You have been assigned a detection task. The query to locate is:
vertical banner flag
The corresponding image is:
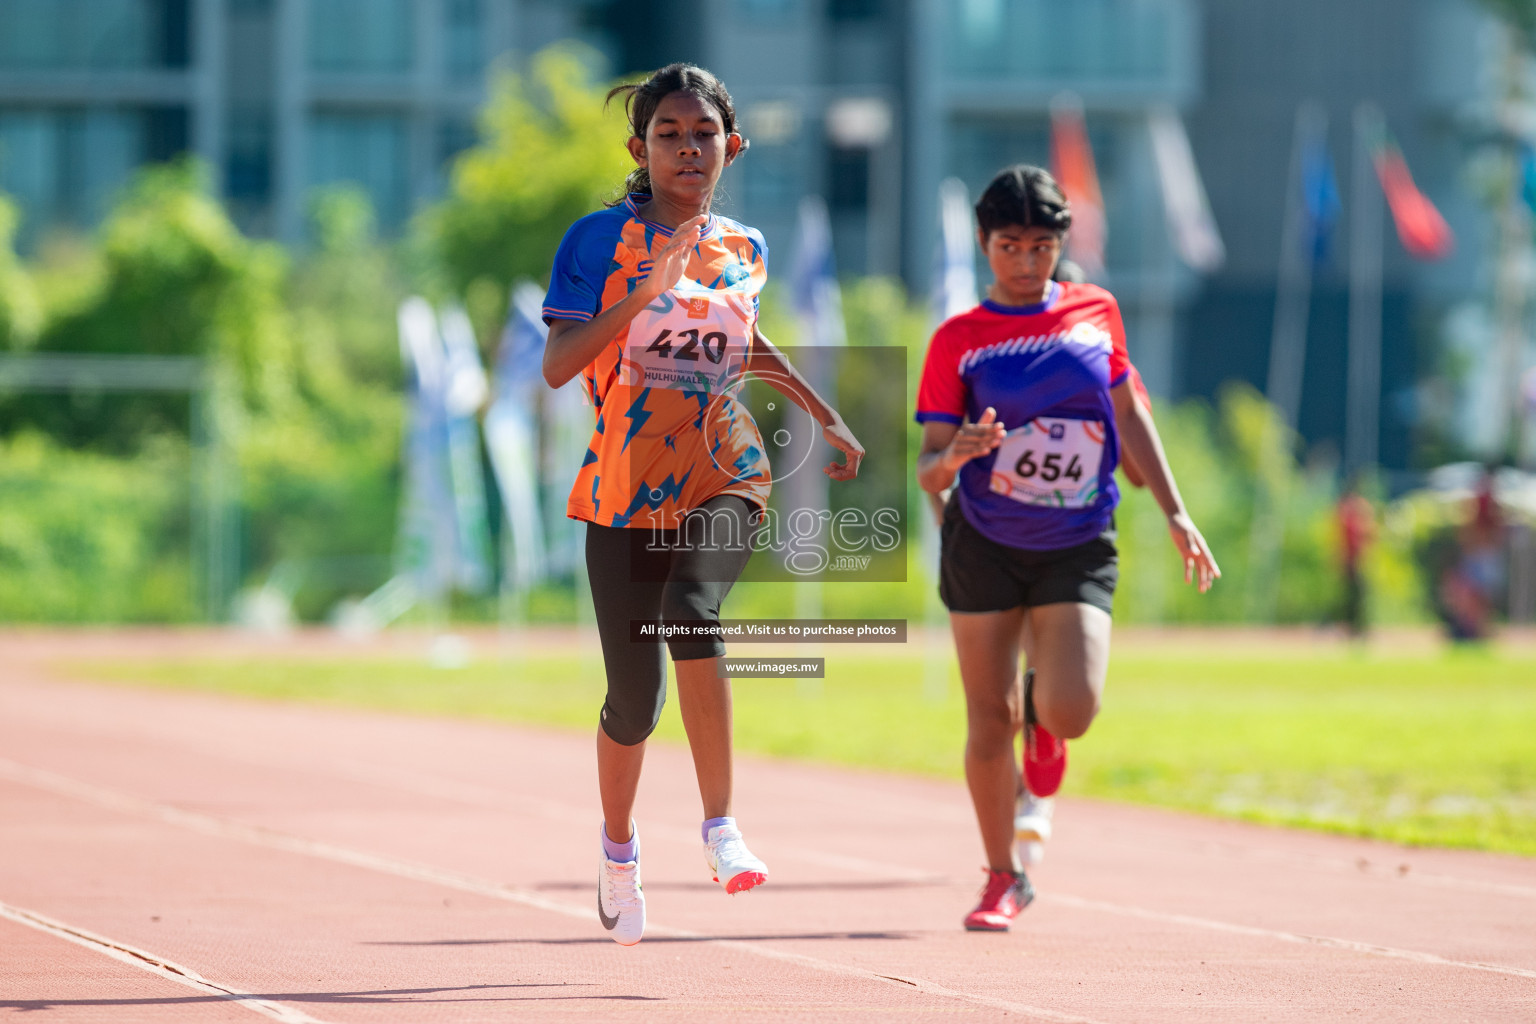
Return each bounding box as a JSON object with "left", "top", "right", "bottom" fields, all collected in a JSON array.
[
  {"left": 786, "top": 196, "right": 844, "bottom": 598},
  {"left": 1050, "top": 95, "right": 1106, "bottom": 276},
  {"left": 396, "top": 298, "right": 458, "bottom": 602},
  {"left": 438, "top": 305, "right": 494, "bottom": 594},
  {"left": 1147, "top": 106, "right": 1225, "bottom": 273},
  {"left": 791, "top": 194, "right": 846, "bottom": 350},
  {"left": 1520, "top": 142, "right": 1536, "bottom": 214},
  {"left": 1302, "top": 129, "right": 1342, "bottom": 266},
  {"left": 1371, "top": 132, "right": 1454, "bottom": 260},
  {"left": 485, "top": 282, "right": 551, "bottom": 591},
  {"left": 935, "top": 177, "right": 980, "bottom": 319}
]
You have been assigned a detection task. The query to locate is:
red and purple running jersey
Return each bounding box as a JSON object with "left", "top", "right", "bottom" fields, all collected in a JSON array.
[
  {"left": 916, "top": 281, "right": 1132, "bottom": 551},
  {"left": 543, "top": 194, "right": 772, "bottom": 530}
]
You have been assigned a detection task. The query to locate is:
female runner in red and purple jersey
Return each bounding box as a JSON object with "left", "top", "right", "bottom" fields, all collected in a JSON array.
[{"left": 915, "top": 165, "right": 1219, "bottom": 931}]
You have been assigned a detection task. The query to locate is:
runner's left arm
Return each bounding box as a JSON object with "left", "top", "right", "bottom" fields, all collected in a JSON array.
[
  {"left": 747, "top": 327, "right": 864, "bottom": 481},
  {"left": 1111, "top": 380, "right": 1220, "bottom": 592}
]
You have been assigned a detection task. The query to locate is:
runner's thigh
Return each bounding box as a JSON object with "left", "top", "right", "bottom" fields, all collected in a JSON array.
[
  {"left": 1025, "top": 602, "right": 1111, "bottom": 735},
  {"left": 950, "top": 608, "right": 1028, "bottom": 726}
]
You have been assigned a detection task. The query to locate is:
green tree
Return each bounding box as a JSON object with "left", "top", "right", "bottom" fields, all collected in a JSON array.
[
  {"left": 0, "top": 195, "right": 40, "bottom": 351},
  {"left": 236, "top": 185, "right": 406, "bottom": 618},
  {"left": 421, "top": 43, "right": 632, "bottom": 335},
  {"left": 1, "top": 161, "right": 292, "bottom": 450}
]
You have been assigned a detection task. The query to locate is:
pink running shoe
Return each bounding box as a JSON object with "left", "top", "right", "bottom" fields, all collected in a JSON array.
[{"left": 963, "top": 868, "right": 1034, "bottom": 931}]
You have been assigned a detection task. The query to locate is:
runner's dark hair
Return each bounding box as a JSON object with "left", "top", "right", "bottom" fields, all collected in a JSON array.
[
  {"left": 1052, "top": 258, "right": 1086, "bottom": 283},
  {"left": 605, "top": 63, "right": 744, "bottom": 207},
  {"left": 975, "top": 164, "right": 1072, "bottom": 237}
]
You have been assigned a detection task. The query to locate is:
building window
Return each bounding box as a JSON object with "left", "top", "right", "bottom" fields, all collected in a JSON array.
[
  {"left": 944, "top": 0, "right": 1179, "bottom": 86},
  {"left": 0, "top": 107, "right": 148, "bottom": 240},
  {"left": 0, "top": 0, "right": 187, "bottom": 71},
  {"left": 307, "top": 112, "right": 409, "bottom": 227},
  {"left": 444, "top": 0, "right": 484, "bottom": 85},
  {"left": 308, "top": 0, "right": 411, "bottom": 74},
  {"left": 739, "top": 143, "right": 800, "bottom": 212},
  {"left": 738, "top": 0, "right": 794, "bottom": 21},
  {"left": 438, "top": 116, "right": 477, "bottom": 167},
  {"left": 225, "top": 109, "right": 271, "bottom": 209},
  {"left": 828, "top": 146, "right": 869, "bottom": 212},
  {"left": 829, "top": 0, "right": 881, "bottom": 22}
]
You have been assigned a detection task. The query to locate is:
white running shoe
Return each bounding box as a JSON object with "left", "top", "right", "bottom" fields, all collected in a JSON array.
[
  {"left": 1015, "top": 791, "right": 1054, "bottom": 865},
  {"left": 598, "top": 825, "right": 645, "bottom": 945},
  {"left": 703, "top": 822, "right": 769, "bottom": 894}
]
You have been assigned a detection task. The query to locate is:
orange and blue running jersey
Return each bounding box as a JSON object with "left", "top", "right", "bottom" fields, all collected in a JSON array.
[
  {"left": 916, "top": 281, "right": 1132, "bottom": 551},
  {"left": 543, "top": 194, "right": 772, "bottom": 529}
]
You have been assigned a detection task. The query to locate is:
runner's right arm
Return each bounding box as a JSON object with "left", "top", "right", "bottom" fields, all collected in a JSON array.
[
  {"left": 542, "top": 215, "right": 705, "bottom": 388},
  {"left": 917, "top": 408, "right": 1006, "bottom": 495}
]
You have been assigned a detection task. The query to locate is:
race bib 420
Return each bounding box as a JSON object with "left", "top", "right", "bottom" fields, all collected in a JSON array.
[
  {"left": 989, "top": 417, "right": 1105, "bottom": 508},
  {"left": 621, "top": 281, "right": 752, "bottom": 394}
]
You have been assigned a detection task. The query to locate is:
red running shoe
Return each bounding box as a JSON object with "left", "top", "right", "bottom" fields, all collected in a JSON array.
[
  {"left": 1022, "top": 668, "right": 1067, "bottom": 797},
  {"left": 1024, "top": 722, "right": 1066, "bottom": 796},
  {"left": 963, "top": 868, "right": 1034, "bottom": 931}
]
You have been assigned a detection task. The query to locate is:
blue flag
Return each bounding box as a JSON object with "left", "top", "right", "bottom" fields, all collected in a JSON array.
[{"left": 1302, "top": 135, "right": 1341, "bottom": 266}]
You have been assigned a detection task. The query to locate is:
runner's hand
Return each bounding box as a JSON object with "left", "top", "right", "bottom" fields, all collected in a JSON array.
[
  {"left": 822, "top": 414, "right": 865, "bottom": 481},
  {"left": 941, "top": 407, "right": 1007, "bottom": 473},
  {"left": 640, "top": 215, "right": 707, "bottom": 300},
  {"left": 1168, "top": 512, "right": 1220, "bottom": 592}
]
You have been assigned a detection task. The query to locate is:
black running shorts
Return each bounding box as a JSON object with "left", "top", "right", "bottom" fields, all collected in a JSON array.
[
  {"left": 585, "top": 495, "right": 758, "bottom": 746},
  {"left": 938, "top": 496, "right": 1118, "bottom": 615}
]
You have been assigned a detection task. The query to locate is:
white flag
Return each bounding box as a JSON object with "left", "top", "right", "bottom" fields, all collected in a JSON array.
[
  {"left": 1148, "top": 106, "right": 1225, "bottom": 273},
  {"left": 438, "top": 305, "right": 494, "bottom": 594},
  {"left": 935, "top": 177, "right": 979, "bottom": 321}
]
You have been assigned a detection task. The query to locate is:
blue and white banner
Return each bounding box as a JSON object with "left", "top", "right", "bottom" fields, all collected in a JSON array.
[
  {"left": 791, "top": 195, "right": 846, "bottom": 351},
  {"left": 438, "top": 305, "right": 494, "bottom": 594},
  {"left": 396, "top": 297, "right": 459, "bottom": 602},
  {"left": 485, "top": 282, "right": 552, "bottom": 591}
]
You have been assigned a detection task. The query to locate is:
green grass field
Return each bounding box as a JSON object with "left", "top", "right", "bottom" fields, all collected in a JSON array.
[{"left": 64, "top": 641, "right": 1536, "bottom": 857}]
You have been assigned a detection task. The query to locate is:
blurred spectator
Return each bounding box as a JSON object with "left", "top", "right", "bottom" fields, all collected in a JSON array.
[
  {"left": 1336, "top": 481, "right": 1375, "bottom": 638},
  {"left": 1436, "top": 468, "right": 1506, "bottom": 642}
]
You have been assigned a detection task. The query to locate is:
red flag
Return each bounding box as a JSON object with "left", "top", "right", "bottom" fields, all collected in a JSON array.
[
  {"left": 1050, "top": 101, "right": 1106, "bottom": 275},
  {"left": 1373, "top": 142, "right": 1453, "bottom": 260}
]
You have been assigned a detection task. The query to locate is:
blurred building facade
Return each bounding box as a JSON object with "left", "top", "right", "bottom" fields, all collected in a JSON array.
[
  {"left": 0, "top": 0, "right": 529, "bottom": 240},
  {"left": 0, "top": 0, "right": 1515, "bottom": 470}
]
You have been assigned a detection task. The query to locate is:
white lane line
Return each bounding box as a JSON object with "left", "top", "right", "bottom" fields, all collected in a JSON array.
[
  {"left": 9, "top": 749, "right": 1536, "bottom": 989},
  {"left": 11, "top": 678, "right": 1526, "bottom": 900},
  {"left": 251, "top": 746, "right": 1536, "bottom": 898},
  {"left": 137, "top": 722, "right": 1536, "bottom": 901},
  {"left": 322, "top": 754, "right": 946, "bottom": 884},
  {"left": 113, "top": 739, "right": 947, "bottom": 886},
  {"left": 1046, "top": 894, "right": 1536, "bottom": 980},
  {"left": 0, "top": 757, "right": 1103, "bottom": 1024},
  {"left": 0, "top": 900, "right": 331, "bottom": 1024}
]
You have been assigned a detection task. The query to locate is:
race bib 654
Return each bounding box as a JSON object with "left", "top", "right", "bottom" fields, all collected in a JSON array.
[{"left": 989, "top": 417, "right": 1105, "bottom": 508}]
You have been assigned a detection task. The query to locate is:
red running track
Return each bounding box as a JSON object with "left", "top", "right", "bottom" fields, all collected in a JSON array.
[{"left": 1, "top": 650, "right": 1533, "bottom": 1022}]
